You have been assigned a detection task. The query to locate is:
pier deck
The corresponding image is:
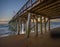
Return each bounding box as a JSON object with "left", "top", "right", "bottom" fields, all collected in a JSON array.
[{"left": 9, "top": 0, "right": 60, "bottom": 37}]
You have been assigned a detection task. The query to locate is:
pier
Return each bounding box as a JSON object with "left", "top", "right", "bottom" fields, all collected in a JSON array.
[
  {"left": 9, "top": 0, "right": 60, "bottom": 38},
  {"left": 0, "top": 0, "right": 60, "bottom": 47}
]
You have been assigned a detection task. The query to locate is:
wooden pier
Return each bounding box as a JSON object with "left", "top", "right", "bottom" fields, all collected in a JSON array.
[{"left": 9, "top": 0, "right": 60, "bottom": 38}]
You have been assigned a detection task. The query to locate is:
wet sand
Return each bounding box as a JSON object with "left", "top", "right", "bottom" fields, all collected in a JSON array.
[{"left": 0, "top": 32, "right": 60, "bottom": 47}]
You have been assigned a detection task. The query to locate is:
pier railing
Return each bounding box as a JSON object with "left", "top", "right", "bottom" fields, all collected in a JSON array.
[
  {"left": 14, "top": 0, "right": 43, "bottom": 19},
  {"left": 20, "top": 0, "right": 37, "bottom": 14}
]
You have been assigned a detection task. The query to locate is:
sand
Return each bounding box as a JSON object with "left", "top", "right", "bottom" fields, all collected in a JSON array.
[{"left": 0, "top": 32, "right": 60, "bottom": 47}]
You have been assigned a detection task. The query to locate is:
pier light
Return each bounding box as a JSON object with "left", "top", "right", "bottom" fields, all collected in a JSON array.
[
  {"left": 42, "top": 16, "right": 44, "bottom": 19},
  {"left": 34, "top": 19, "right": 36, "bottom": 23},
  {"left": 37, "top": 16, "right": 44, "bottom": 23},
  {"left": 46, "top": 18, "right": 48, "bottom": 21},
  {"left": 31, "top": 19, "right": 33, "bottom": 22},
  {"left": 38, "top": 17, "right": 40, "bottom": 22}
]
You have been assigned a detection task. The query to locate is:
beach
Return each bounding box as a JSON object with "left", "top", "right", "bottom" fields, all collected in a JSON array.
[
  {"left": 0, "top": 33, "right": 60, "bottom": 47},
  {"left": 0, "top": 0, "right": 60, "bottom": 47},
  {"left": 0, "top": 22, "right": 60, "bottom": 47}
]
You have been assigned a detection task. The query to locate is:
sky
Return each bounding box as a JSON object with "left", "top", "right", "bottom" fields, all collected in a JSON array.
[
  {"left": 0, "top": 0, "right": 28, "bottom": 24},
  {"left": 0, "top": 0, "right": 60, "bottom": 24}
]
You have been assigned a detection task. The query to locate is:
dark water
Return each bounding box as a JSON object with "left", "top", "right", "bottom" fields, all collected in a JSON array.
[{"left": 0, "top": 22, "right": 60, "bottom": 37}]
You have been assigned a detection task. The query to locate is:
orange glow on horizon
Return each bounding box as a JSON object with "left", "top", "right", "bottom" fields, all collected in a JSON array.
[{"left": 0, "top": 21, "right": 8, "bottom": 24}]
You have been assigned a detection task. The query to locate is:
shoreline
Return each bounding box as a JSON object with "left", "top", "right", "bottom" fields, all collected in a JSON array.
[{"left": 0, "top": 32, "right": 60, "bottom": 47}]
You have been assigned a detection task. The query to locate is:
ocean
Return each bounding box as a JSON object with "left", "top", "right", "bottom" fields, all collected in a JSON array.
[
  {"left": 50, "top": 22, "right": 60, "bottom": 29},
  {"left": 0, "top": 22, "right": 60, "bottom": 37},
  {"left": 0, "top": 24, "right": 16, "bottom": 37}
]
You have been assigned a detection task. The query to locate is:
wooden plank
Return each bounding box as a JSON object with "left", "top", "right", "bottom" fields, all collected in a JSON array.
[{"left": 34, "top": 0, "right": 60, "bottom": 12}]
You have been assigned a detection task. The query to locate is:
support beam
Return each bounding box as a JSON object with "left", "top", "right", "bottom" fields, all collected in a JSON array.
[
  {"left": 33, "top": 18, "right": 35, "bottom": 32},
  {"left": 18, "top": 19, "right": 20, "bottom": 35},
  {"left": 48, "top": 19, "right": 50, "bottom": 31},
  {"left": 35, "top": 16, "right": 38, "bottom": 37},
  {"left": 15, "top": 20, "right": 17, "bottom": 31},
  {"left": 24, "top": 22, "right": 25, "bottom": 32},
  {"left": 24, "top": 21, "right": 26, "bottom": 33},
  {"left": 20, "top": 21, "right": 25, "bottom": 34},
  {"left": 16, "top": 20, "right": 18, "bottom": 34},
  {"left": 21, "top": 21, "right": 22, "bottom": 34},
  {"left": 13, "top": 22, "right": 15, "bottom": 30},
  {"left": 44, "top": 17, "right": 46, "bottom": 33},
  {"left": 26, "top": 13, "right": 31, "bottom": 38},
  {"left": 40, "top": 16, "right": 43, "bottom": 34}
]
